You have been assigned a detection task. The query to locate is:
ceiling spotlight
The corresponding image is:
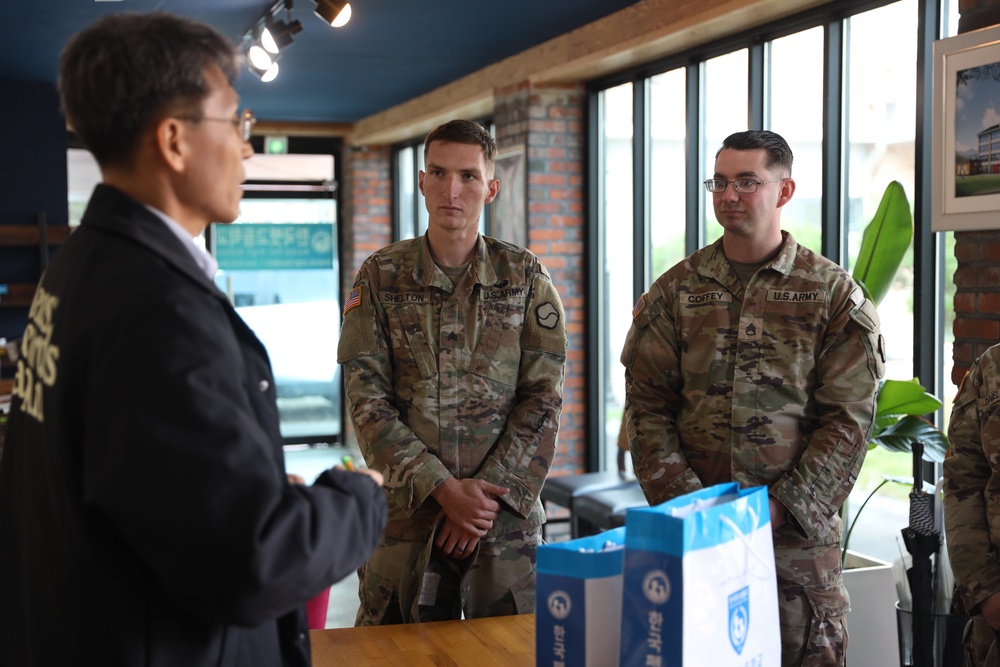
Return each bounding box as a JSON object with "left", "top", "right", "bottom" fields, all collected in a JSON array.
[
  {"left": 315, "top": 0, "right": 351, "bottom": 28},
  {"left": 242, "top": 0, "right": 302, "bottom": 82},
  {"left": 247, "top": 45, "right": 279, "bottom": 82},
  {"left": 260, "top": 62, "right": 279, "bottom": 83},
  {"left": 261, "top": 18, "right": 302, "bottom": 54}
]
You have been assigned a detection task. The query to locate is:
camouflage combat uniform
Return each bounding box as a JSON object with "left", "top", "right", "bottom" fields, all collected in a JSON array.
[
  {"left": 621, "top": 232, "right": 884, "bottom": 667},
  {"left": 338, "top": 233, "right": 567, "bottom": 625},
  {"left": 944, "top": 344, "right": 1000, "bottom": 666}
]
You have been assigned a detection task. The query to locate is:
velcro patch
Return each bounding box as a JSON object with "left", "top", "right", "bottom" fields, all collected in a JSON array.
[
  {"left": 766, "top": 290, "right": 821, "bottom": 303},
  {"left": 683, "top": 290, "right": 732, "bottom": 306},
  {"left": 344, "top": 286, "right": 362, "bottom": 315},
  {"left": 480, "top": 286, "right": 527, "bottom": 301},
  {"left": 380, "top": 291, "right": 427, "bottom": 304},
  {"left": 632, "top": 294, "right": 647, "bottom": 318},
  {"left": 536, "top": 302, "right": 560, "bottom": 329}
]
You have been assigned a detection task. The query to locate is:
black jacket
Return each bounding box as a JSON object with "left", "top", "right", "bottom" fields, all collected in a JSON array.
[{"left": 0, "top": 184, "right": 386, "bottom": 666}]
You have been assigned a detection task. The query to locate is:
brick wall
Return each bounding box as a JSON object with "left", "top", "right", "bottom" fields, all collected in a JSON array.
[
  {"left": 340, "top": 145, "right": 392, "bottom": 285},
  {"left": 494, "top": 81, "right": 588, "bottom": 476},
  {"left": 338, "top": 145, "right": 392, "bottom": 448},
  {"left": 952, "top": 231, "right": 1000, "bottom": 384}
]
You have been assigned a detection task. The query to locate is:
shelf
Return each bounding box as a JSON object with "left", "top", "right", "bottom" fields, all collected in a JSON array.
[
  {"left": 0, "top": 216, "right": 73, "bottom": 311},
  {"left": 0, "top": 283, "right": 41, "bottom": 308},
  {"left": 0, "top": 224, "right": 71, "bottom": 247}
]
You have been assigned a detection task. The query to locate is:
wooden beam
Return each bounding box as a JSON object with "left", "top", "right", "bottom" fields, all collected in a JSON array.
[
  {"left": 254, "top": 120, "right": 354, "bottom": 138},
  {"left": 350, "top": 0, "right": 830, "bottom": 146}
]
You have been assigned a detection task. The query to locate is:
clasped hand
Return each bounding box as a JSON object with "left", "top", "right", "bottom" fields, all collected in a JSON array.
[{"left": 432, "top": 478, "right": 509, "bottom": 560}]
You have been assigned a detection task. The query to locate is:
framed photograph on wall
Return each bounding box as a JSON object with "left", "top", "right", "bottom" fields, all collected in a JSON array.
[
  {"left": 491, "top": 145, "right": 527, "bottom": 247},
  {"left": 932, "top": 24, "right": 1000, "bottom": 231}
]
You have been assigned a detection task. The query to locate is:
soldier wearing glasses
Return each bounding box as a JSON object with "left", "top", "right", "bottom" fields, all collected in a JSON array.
[
  {"left": 622, "top": 130, "right": 884, "bottom": 666},
  {"left": 0, "top": 13, "right": 386, "bottom": 667}
]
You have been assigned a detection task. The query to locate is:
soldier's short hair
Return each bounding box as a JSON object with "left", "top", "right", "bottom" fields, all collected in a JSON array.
[
  {"left": 717, "top": 130, "right": 793, "bottom": 175},
  {"left": 424, "top": 119, "right": 498, "bottom": 175},
  {"left": 59, "top": 12, "right": 240, "bottom": 168}
]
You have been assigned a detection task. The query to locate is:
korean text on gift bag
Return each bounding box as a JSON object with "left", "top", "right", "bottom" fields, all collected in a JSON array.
[
  {"left": 536, "top": 526, "right": 626, "bottom": 667},
  {"left": 619, "top": 483, "right": 779, "bottom": 667}
]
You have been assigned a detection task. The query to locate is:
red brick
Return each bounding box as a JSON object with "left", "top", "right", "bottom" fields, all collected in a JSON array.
[
  {"left": 953, "top": 292, "right": 977, "bottom": 314},
  {"left": 530, "top": 173, "right": 568, "bottom": 187},
  {"left": 983, "top": 242, "right": 1000, "bottom": 263},
  {"left": 954, "top": 317, "right": 1000, "bottom": 340},
  {"left": 955, "top": 239, "right": 981, "bottom": 262},
  {"left": 981, "top": 293, "right": 1000, "bottom": 314}
]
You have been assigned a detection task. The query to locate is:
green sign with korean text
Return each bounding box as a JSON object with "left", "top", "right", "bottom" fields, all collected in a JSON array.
[{"left": 213, "top": 223, "right": 334, "bottom": 270}]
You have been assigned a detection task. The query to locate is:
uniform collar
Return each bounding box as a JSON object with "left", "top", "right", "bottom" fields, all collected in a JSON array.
[
  {"left": 700, "top": 230, "right": 799, "bottom": 283},
  {"left": 414, "top": 233, "right": 498, "bottom": 290}
]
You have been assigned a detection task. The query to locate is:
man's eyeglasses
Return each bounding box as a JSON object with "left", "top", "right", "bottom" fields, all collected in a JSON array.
[
  {"left": 703, "top": 177, "right": 786, "bottom": 194},
  {"left": 175, "top": 109, "right": 256, "bottom": 142}
]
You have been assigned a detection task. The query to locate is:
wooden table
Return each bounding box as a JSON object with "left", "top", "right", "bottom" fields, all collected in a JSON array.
[{"left": 310, "top": 613, "right": 535, "bottom": 666}]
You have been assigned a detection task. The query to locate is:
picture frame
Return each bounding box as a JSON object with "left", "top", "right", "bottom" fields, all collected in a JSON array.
[
  {"left": 932, "top": 24, "right": 1000, "bottom": 231},
  {"left": 491, "top": 145, "right": 527, "bottom": 246}
]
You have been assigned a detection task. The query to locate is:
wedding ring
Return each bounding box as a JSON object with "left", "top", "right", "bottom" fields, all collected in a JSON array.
[{"left": 456, "top": 546, "right": 465, "bottom": 553}]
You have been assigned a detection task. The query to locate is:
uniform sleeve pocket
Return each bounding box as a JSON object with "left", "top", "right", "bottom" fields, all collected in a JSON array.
[
  {"left": 850, "top": 299, "right": 885, "bottom": 382},
  {"left": 620, "top": 296, "right": 662, "bottom": 368}
]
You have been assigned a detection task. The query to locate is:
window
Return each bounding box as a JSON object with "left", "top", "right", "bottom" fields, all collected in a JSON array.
[
  {"left": 211, "top": 153, "right": 340, "bottom": 444},
  {"left": 597, "top": 82, "right": 635, "bottom": 470},
  {"left": 589, "top": 0, "right": 953, "bottom": 564}
]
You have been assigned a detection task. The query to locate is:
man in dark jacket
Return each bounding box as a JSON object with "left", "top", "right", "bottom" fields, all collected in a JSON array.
[{"left": 0, "top": 12, "right": 387, "bottom": 667}]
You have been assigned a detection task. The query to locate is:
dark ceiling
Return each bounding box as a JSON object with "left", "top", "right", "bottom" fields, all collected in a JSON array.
[{"left": 7, "top": 0, "right": 642, "bottom": 124}]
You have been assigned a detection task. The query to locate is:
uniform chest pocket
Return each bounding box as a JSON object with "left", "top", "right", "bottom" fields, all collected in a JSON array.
[
  {"left": 393, "top": 304, "right": 437, "bottom": 380},
  {"left": 470, "top": 301, "right": 521, "bottom": 387}
]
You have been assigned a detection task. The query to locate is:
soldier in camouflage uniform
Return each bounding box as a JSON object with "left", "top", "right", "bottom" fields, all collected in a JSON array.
[
  {"left": 622, "top": 130, "right": 884, "bottom": 667},
  {"left": 338, "top": 119, "right": 567, "bottom": 626},
  {"left": 944, "top": 344, "right": 1000, "bottom": 666}
]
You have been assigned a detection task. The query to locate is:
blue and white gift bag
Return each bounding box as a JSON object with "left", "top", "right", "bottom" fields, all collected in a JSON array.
[
  {"left": 619, "top": 484, "right": 780, "bottom": 667},
  {"left": 536, "top": 526, "right": 626, "bottom": 667}
]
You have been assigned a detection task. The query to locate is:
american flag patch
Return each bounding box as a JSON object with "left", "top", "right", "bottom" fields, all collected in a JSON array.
[
  {"left": 344, "top": 286, "right": 362, "bottom": 315},
  {"left": 632, "top": 294, "right": 646, "bottom": 318}
]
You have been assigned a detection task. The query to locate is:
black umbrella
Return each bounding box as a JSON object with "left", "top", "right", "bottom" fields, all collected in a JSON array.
[{"left": 900, "top": 441, "right": 941, "bottom": 667}]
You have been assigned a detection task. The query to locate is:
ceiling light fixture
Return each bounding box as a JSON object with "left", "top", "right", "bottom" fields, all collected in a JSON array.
[
  {"left": 241, "top": 0, "right": 302, "bottom": 82},
  {"left": 314, "top": 0, "right": 352, "bottom": 28}
]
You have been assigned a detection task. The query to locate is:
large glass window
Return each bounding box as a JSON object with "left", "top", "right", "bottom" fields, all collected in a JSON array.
[
  {"left": 649, "top": 69, "right": 688, "bottom": 279},
  {"left": 599, "top": 83, "right": 635, "bottom": 470},
  {"left": 589, "top": 0, "right": 954, "bottom": 565},
  {"left": 703, "top": 49, "right": 749, "bottom": 242},
  {"left": 840, "top": 0, "right": 920, "bottom": 555},
  {"left": 211, "top": 154, "right": 340, "bottom": 444},
  {"left": 396, "top": 146, "right": 417, "bottom": 240},
  {"left": 769, "top": 28, "right": 824, "bottom": 254}
]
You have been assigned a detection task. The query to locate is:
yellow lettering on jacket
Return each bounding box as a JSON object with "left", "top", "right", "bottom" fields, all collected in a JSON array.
[{"left": 12, "top": 285, "right": 61, "bottom": 423}]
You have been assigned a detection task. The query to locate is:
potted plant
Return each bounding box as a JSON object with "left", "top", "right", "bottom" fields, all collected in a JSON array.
[
  {"left": 840, "top": 180, "right": 949, "bottom": 666},
  {"left": 843, "top": 179, "right": 950, "bottom": 558}
]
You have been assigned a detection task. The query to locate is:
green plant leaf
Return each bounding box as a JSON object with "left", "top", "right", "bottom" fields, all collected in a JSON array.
[
  {"left": 851, "top": 180, "right": 913, "bottom": 307},
  {"left": 868, "top": 415, "right": 949, "bottom": 462},
  {"left": 875, "top": 378, "right": 942, "bottom": 419}
]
